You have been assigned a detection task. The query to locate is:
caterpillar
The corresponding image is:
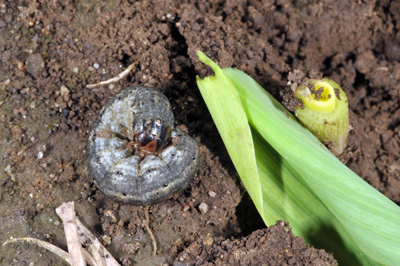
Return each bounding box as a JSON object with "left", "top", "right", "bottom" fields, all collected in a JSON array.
[{"left": 87, "top": 85, "right": 200, "bottom": 205}]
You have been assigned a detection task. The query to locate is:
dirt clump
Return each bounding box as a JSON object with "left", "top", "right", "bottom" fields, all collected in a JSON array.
[{"left": 174, "top": 221, "right": 337, "bottom": 266}]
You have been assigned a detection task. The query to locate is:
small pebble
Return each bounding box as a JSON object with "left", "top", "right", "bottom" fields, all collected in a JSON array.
[
  {"left": 60, "top": 85, "right": 70, "bottom": 96},
  {"left": 103, "top": 209, "right": 119, "bottom": 224},
  {"left": 37, "top": 151, "right": 43, "bottom": 159},
  {"left": 93, "top": 63, "right": 99, "bottom": 69},
  {"left": 183, "top": 204, "right": 190, "bottom": 212},
  {"left": 101, "top": 235, "right": 112, "bottom": 246},
  {"left": 208, "top": 191, "right": 216, "bottom": 197},
  {"left": 203, "top": 235, "right": 214, "bottom": 246},
  {"left": 25, "top": 53, "right": 44, "bottom": 77},
  {"left": 62, "top": 108, "right": 70, "bottom": 117},
  {"left": 17, "top": 61, "right": 25, "bottom": 71},
  {"left": 198, "top": 202, "right": 208, "bottom": 214}
]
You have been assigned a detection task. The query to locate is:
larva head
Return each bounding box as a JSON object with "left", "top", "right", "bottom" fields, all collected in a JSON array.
[{"left": 133, "top": 118, "right": 172, "bottom": 155}]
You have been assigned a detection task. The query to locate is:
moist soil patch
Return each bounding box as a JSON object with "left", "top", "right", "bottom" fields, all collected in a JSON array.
[{"left": 0, "top": 1, "right": 399, "bottom": 265}]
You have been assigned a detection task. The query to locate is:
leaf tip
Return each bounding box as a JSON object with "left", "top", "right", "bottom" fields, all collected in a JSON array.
[
  {"left": 196, "top": 50, "right": 221, "bottom": 76},
  {"left": 196, "top": 50, "right": 207, "bottom": 61}
]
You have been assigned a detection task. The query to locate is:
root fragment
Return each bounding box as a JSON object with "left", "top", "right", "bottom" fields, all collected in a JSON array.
[
  {"left": 86, "top": 62, "right": 137, "bottom": 88},
  {"left": 143, "top": 205, "right": 157, "bottom": 256}
]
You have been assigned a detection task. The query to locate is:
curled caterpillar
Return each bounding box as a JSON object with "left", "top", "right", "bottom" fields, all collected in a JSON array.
[{"left": 87, "top": 85, "right": 200, "bottom": 205}]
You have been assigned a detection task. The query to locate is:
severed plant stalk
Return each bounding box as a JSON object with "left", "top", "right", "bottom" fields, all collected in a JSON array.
[{"left": 287, "top": 70, "right": 349, "bottom": 155}]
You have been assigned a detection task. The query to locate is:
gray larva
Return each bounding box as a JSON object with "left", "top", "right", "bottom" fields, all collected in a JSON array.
[{"left": 87, "top": 85, "right": 200, "bottom": 205}]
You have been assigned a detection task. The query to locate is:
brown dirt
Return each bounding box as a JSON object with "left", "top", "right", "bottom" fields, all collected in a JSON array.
[
  {"left": 174, "top": 221, "right": 337, "bottom": 266},
  {"left": 0, "top": 0, "right": 398, "bottom": 265}
]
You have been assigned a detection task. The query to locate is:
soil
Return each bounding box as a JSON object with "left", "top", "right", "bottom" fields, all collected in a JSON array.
[
  {"left": 174, "top": 221, "right": 337, "bottom": 266},
  {"left": 0, "top": 0, "right": 399, "bottom": 265}
]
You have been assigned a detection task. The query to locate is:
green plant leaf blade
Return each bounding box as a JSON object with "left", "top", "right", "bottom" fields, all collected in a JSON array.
[
  {"left": 252, "top": 128, "right": 369, "bottom": 265},
  {"left": 195, "top": 52, "right": 367, "bottom": 264},
  {"left": 222, "top": 67, "right": 400, "bottom": 266},
  {"left": 195, "top": 51, "right": 263, "bottom": 217}
]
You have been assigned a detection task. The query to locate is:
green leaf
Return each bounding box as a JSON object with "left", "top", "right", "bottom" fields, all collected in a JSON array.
[
  {"left": 196, "top": 51, "right": 400, "bottom": 266},
  {"left": 224, "top": 67, "right": 400, "bottom": 265},
  {"left": 195, "top": 51, "right": 263, "bottom": 216}
]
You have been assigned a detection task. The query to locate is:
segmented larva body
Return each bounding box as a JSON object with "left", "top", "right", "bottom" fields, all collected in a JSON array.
[{"left": 87, "top": 85, "right": 200, "bottom": 205}]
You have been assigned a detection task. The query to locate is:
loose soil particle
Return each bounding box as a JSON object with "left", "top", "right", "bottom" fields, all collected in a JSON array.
[{"left": 0, "top": 0, "right": 399, "bottom": 265}]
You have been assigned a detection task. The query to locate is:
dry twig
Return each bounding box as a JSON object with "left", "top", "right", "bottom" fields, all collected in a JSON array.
[
  {"left": 3, "top": 202, "right": 121, "bottom": 266},
  {"left": 56, "top": 202, "right": 87, "bottom": 266},
  {"left": 75, "top": 218, "right": 120, "bottom": 266}
]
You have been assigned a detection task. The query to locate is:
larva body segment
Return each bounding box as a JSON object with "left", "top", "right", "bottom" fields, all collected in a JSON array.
[{"left": 87, "top": 85, "right": 200, "bottom": 205}]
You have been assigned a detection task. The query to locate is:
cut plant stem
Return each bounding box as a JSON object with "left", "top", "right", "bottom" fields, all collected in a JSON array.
[{"left": 292, "top": 78, "right": 349, "bottom": 155}]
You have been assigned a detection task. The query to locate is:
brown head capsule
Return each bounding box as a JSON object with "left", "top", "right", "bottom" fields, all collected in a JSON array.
[
  {"left": 87, "top": 85, "right": 200, "bottom": 205},
  {"left": 132, "top": 118, "right": 172, "bottom": 156}
]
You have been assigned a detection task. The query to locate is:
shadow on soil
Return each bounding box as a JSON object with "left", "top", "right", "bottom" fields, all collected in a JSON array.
[{"left": 307, "top": 223, "right": 362, "bottom": 265}]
